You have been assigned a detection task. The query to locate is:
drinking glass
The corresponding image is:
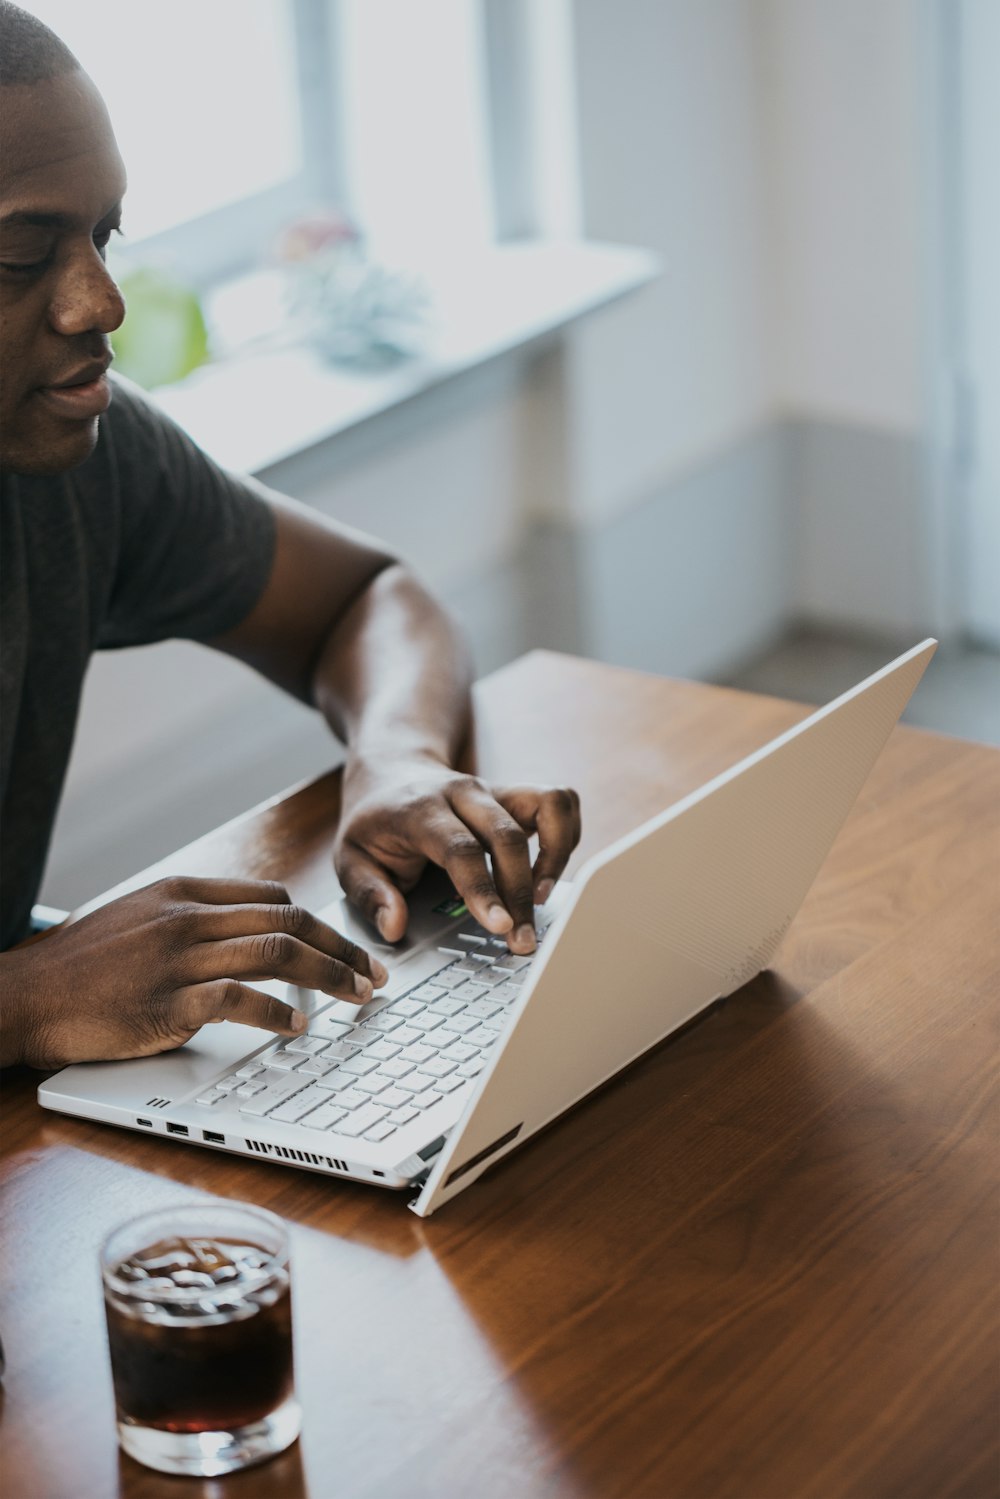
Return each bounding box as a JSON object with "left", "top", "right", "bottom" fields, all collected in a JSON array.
[{"left": 101, "top": 1202, "right": 300, "bottom": 1477}]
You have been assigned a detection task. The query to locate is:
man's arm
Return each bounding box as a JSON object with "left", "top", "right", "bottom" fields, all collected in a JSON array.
[{"left": 212, "top": 495, "right": 581, "bottom": 951}]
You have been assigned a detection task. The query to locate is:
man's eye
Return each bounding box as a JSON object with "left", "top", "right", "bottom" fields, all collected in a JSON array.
[
  {"left": 0, "top": 255, "right": 52, "bottom": 276},
  {"left": 94, "top": 225, "right": 123, "bottom": 260}
]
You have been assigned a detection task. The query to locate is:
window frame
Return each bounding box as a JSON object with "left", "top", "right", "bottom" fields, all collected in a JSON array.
[{"left": 122, "top": 0, "right": 346, "bottom": 289}]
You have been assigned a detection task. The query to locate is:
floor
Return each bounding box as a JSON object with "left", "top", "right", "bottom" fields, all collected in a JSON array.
[{"left": 715, "top": 627, "right": 1000, "bottom": 749}]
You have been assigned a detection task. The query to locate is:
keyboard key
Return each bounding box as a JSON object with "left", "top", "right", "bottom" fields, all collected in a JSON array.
[
  {"left": 336, "top": 1104, "right": 389, "bottom": 1137},
  {"left": 332, "top": 1088, "right": 369, "bottom": 1111},
  {"left": 492, "top": 953, "right": 533, "bottom": 972},
  {"left": 402, "top": 1043, "right": 436, "bottom": 1064},
  {"left": 325, "top": 1040, "right": 362, "bottom": 1060},
  {"left": 298, "top": 1057, "right": 337, "bottom": 1077},
  {"left": 312, "top": 1016, "right": 354, "bottom": 1038},
  {"left": 442, "top": 1014, "right": 479, "bottom": 1035},
  {"left": 410, "top": 1091, "right": 443, "bottom": 1110},
  {"left": 464, "top": 999, "right": 501, "bottom": 1020},
  {"left": 196, "top": 1089, "right": 225, "bottom": 1106},
  {"left": 339, "top": 1056, "right": 379, "bottom": 1077},
  {"left": 312, "top": 1069, "right": 357, "bottom": 1092},
  {"left": 235, "top": 1080, "right": 267, "bottom": 1098},
  {"left": 406, "top": 1073, "right": 439, "bottom": 1093},
  {"left": 457, "top": 932, "right": 486, "bottom": 947},
  {"left": 235, "top": 1062, "right": 266, "bottom": 1079},
  {"left": 238, "top": 1076, "right": 310, "bottom": 1115},
  {"left": 364, "top": 1122, "right": 396, "bottom": 1142},
  {"left": 214, "top": 1077, "right": 240, "bottom": 1093},
  {"left": 411, "top": 984, "right": 446, "bottom": 1002},
  {"left": 301, "top": 1101, "right": 348, "bottom": 1132},
  {"left": 380, "top": 1058, "right": 415, "bottom": 1079},
  {"left": 410, "top": 1013, "right": 446, "bottom": 1034},
  {"left": 458, "top": 1060, "right": 485, "bottom": 1078},
  {"left": 428, "top": 996, "right": 467, "bottom": 1016},
  {"left": 467, "top": 1025, "right": 501, "bottom": 1047},
  {"left": 392, "top": 1025, "right": 422, "bottom": 1045},
  {"left": 284, "top": 1036, "right": 328, "bottom": 1056},
  {"left": 363, "top": 1039, "right": 402, "bottom": 1060},
  {"left": 269, "top": 1087, "right": 329, "bottom": 1124},
  {"left": 492, "top": 981, "right": 522, "bottom": 1003},
  {"left": 453, "top": 980, "right": 489, "bottom": 1001},
  {"left": 472, "top": 967, "right": 509, "bottom": 988},
  {"left": 264, "top": 1051, "right": 302, "bottom": 1072},
  {"left": 389, "top": 1106, "right": 419, "bottom": 1126},
  {"left": 378, "top": 1086, "right": 414, "bottom": 1109},
  {"left": 391, "top": 997, "right": 424, "bottom": 1015},
  {"left": 435, "top": 1075, "right": 466, "bottom": 1094},
  {"left": 356, "top": 1075, "right": 392, "bottom": 1096},
  {"left": 432, "top": 968, "right": 468, "bottom": 991},
  {"left": 443, "top": 1041, "right": 478, "bottom": 1063},
  {"left": 417, "top": 1057, "right": 458, "bottom": 1078},
  {"left": 362, "top": 1013, "right": 404, "bottom": 1034}
]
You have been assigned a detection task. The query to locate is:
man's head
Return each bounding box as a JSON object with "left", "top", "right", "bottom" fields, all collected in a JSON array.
[{"left": 0, "top": 3, "right": 127, "bottom": 474}]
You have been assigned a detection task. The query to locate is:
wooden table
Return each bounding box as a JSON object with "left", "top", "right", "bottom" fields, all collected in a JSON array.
[{"left": 2, "top": 651, "right": 998, "bottom": 1499}]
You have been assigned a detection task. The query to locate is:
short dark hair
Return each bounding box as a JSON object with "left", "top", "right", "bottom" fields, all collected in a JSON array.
[{"left": 0, "top": 2, "right": 80, "bottom": 86}]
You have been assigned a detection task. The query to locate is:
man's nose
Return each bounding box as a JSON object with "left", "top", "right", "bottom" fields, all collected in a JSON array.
[{"left": 48, "top": 248, "right": 126, "bottom": 338}]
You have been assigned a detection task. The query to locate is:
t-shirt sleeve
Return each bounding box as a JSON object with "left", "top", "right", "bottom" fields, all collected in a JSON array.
[{"left": 96, "top": 377, "right": 277, "bottom": 649}]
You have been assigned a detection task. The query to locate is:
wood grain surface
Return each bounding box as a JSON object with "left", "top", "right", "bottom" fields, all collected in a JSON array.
[{"left": 1, "top": 650, "right": 997, "bottom": 1499}]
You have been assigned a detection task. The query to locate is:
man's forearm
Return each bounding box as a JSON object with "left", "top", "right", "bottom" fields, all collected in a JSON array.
[{"left": 310, "top": 563, "right": 474, "bottom": 768}]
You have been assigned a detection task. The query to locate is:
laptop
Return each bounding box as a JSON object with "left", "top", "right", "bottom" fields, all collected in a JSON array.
[{"left": 39, "top": 640, "right": 936, "bottom": 1217}]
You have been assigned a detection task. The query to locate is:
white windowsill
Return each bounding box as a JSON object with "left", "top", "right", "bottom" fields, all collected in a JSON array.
[{"left": 152, "top": 240, "right": 659, "bottom": 477}]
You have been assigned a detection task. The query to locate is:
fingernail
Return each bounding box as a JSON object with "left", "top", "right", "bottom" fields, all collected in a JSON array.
[
  {"left": 514, "top": 923, "right": 536, "bottom": 952},
  {"left": 353, "top": 972, "right": 373, "bottom": 1001},
  {"left": 371, "top": 958, "right": 389, "bottom": 987},
  {"left": 535, "top": 878, "right": 554, "bottom": 905},
  {"left": 485, "top": 904, "right": 513, "bottom": 934},
  {"left": 290, "top": 1011, "right": 308, "bottom": 1033},
  {"left": 375, "top": 908, "right": 392, "bottom": 940}
]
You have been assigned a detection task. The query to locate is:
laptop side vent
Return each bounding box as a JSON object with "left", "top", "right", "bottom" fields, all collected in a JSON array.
[
  {"left": 145, "top": 1097, "right": 170, "bottom": 1108},
  {"left": 244, "top": 1138, "right": 346, "bottom": 1172}
]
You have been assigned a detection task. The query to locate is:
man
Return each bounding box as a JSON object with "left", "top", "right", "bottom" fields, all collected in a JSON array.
[{"left": 0, "top": 4, "right": 580, "bottom": 1070}]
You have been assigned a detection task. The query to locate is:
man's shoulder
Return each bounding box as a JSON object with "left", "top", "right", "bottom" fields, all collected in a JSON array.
[{"left": 100, "top": 373, "right": 175, "bottom": 456}]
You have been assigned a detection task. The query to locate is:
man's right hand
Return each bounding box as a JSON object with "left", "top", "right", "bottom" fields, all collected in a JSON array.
[{"left": 0, "top": 876, "right": 388, "bottom": 1070}]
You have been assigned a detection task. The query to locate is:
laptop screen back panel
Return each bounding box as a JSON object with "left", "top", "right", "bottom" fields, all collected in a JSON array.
[{"left": 411, "top": 641, "right": 936, "bottom": 1216}]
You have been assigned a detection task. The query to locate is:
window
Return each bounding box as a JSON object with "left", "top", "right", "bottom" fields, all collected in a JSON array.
[{"left": 17, "top": 0, "right": 523, "bottom": 288}]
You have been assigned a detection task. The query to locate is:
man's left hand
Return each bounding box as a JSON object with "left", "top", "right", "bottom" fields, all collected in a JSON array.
[{"left": 334, "top": 757, "right": 581, "bottom": 953}]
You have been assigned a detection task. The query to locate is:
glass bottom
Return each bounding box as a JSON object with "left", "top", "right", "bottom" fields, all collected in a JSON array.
[{"left": 117, "top": 1394, "right": 301, "bottom": 1477}]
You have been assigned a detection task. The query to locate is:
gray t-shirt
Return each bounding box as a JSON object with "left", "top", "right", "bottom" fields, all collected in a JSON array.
[{"left": 0, "top": 376, "right": 276, "bottom": 948}]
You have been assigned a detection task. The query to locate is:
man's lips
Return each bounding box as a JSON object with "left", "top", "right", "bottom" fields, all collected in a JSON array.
[{"left": 35, "top": 360, "right": 112, "bottom": 420}]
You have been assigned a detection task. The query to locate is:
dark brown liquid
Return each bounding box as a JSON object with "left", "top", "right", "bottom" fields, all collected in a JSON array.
[{"left": 105, "top": 1237, "right": 293, "bottom": 1432}]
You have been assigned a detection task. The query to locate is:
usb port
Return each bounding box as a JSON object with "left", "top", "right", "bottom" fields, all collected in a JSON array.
[
  {"left": 136, "top": 1117, "right": 153, "bottom": 1128},
  {"left": 166, "top": 1122, "right": 189, "bottom": 1136},
  {"left": 203, "top": 1130, "right": 225, "bottom": 1145}
]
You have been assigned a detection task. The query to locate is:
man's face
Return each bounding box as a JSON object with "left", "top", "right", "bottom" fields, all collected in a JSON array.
[{"left": 0, "top": 69, "right": 127, "bottom": 474}]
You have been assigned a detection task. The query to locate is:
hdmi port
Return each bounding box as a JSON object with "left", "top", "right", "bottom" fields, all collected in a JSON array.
[{"left": 166, "top": 1122, "right": 189, "bottom": 1136}]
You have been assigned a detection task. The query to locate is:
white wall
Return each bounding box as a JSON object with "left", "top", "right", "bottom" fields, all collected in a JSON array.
[
  {"left": 762, "top": 0, "right": 924, "bottom": 432},
  {"left": 567, "top": 0, "right": 775, "bottom": 525}
]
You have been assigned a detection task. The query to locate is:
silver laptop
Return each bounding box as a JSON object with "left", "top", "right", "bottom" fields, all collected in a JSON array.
[{"left": 39, "top": 640, "right": 936, "bottom": 1217}]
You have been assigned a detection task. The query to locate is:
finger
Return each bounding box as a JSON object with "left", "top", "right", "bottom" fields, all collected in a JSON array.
[
  {"left": 173, "top": 979, "right": 308, "bottom": 1036},
  {"left": 336, "top": 843, "right": 413, "bottom": 944},
  {"left": 495, "top": 786, "right": 581, "bottom": 902},
  {"left": 156, "top": 874, "right": 293, "bottom": 907},
  {"left": 529, "top": 787, "right": 582, "bottom": 900},
  {"left": 191, "top": 902, "right": 388, "bottom": 987},
  {"left": 449, "top": 782, "right": 536, "bottom": 950},
  {"left": 191, "top": 934, "right": 379, "bottom": 1004},
  {"left": 414, "top": 803, "right": 514, "bottom": 939}
]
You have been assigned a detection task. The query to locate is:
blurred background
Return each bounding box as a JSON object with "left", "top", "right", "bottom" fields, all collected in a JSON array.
[{"left": 20, "top": 0, "right": 998, "bottom": 911}]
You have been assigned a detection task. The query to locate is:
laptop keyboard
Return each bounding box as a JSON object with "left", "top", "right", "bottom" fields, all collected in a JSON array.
[{"left": 193, "top": 917, "right": 549, "bottom": 1145}]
